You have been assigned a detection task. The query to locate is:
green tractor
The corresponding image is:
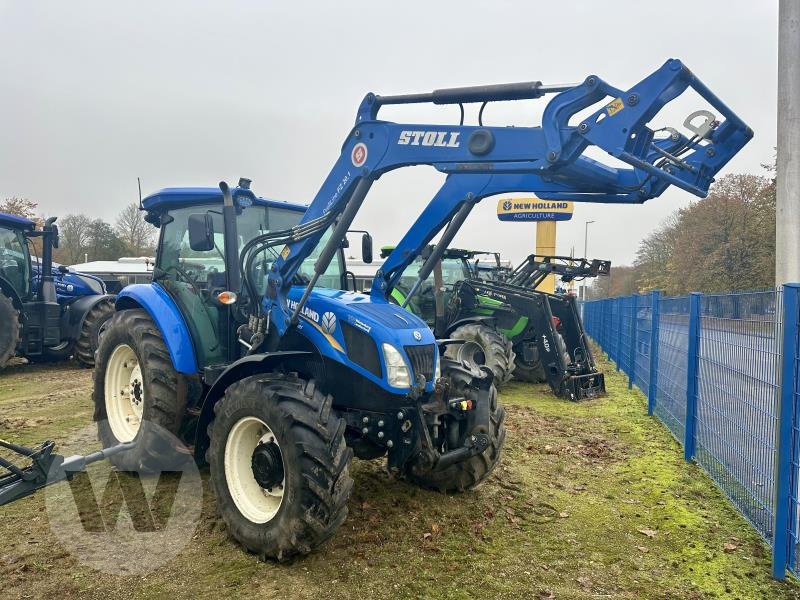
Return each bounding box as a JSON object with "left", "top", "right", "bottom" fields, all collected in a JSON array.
[
  {"left": 384, "top": 246, "right": 610, "bottom": 399},
  {"left": 383, "top": 246, "right": 517, "bottom": 386}
]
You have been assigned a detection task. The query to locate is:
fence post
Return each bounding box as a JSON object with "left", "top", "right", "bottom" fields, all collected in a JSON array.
[
  {"left": 773, "top": 283, "right": 800, "bottom": 580},
  {"left": 628, "top": 294, "right": 637, "bottom": 388},
  {"left": 647, "top": 290, "right": 661, "bottom": 416},
  {"left": 684, "top": 292, "right": 701, "bottom": 461},
  {"left": 616, "top": 297, "right": 623, "bottom": 370}
]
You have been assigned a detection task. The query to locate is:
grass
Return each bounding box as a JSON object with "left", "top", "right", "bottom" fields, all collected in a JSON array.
[{"left": 1, "top": 358, "right": 799, "bottom": 599}]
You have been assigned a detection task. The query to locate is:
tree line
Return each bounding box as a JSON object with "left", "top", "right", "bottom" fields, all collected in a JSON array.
[
  {"left": 588, "top": 163, "right": 776, "bottom": 299},
  {"left": 0, "top": 198, "right": 156, "bottom": 264}
]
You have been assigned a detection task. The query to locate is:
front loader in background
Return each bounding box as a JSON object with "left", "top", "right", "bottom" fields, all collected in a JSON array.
[{"left": 0, "top": 59, "right": 751, "bottom": 559}]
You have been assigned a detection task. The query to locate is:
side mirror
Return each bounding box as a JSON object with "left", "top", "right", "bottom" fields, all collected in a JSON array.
[
  {"left": 361, "top": 233, "right": 373, "bottom": 264},
  {"left": 188, "top": 213, "right": 215, "bottom": 252}
]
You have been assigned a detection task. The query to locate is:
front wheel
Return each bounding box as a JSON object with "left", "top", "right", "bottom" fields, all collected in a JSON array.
[
  {"left": 75, "top": 297, "right": 115, "bottom": 367},
  {"left": 444, "top": 323, "right": 515, "bottom": 387},
  {"left": 207, "top": 374, "right": 353, "bottom": 560},
  {"left": 405, "top": 382, "right": 506, "bottom": 493}
]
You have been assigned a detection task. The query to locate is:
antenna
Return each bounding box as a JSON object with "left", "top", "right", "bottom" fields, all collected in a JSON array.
[{"left": 137, "top": 177, "right": 143, "bottom": 210}]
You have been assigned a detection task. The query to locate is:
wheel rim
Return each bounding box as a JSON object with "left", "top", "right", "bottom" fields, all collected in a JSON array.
[
  {"left": 104, "top": 344, "right": 144, "bottom": 442},
  {"left": 457, "top": 340, "right": 486, "bottom": 367},
  {"left": 224, "top": 416, "right": 285, "bottom": 524}
]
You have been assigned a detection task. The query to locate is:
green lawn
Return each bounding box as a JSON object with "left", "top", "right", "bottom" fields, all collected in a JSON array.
[{"left": 0, "top": 358, "right": 798, "bottom": 599}]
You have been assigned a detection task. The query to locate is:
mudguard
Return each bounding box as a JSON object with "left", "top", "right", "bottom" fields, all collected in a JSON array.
[
  {"left": 444, "top": 315, "right": 495, "bottom": 337},
  {"left": 60, "top": 294, "right": 115, "bottom": 342},
  {"left": 193, "top": 351, "right": 313, "bottom": 461},
  {"left": 115, "top": 283, "right": 198, "bottom": 374}
]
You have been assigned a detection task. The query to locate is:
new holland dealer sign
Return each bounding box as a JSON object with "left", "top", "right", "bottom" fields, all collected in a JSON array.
[{"left": 496, "top": 199, "right": 574, "bottom": 222}]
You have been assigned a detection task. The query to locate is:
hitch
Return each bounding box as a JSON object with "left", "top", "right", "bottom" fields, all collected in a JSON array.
[{"left": 0, "top": 438, "right": 134, "bottom": 506}]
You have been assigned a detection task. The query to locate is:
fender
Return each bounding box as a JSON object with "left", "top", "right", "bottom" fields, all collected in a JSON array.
[
  {"left": 193, "top": 351, "right": 313, "bottom": 461},
  {"left": 59, "top": 294, "right": 115, "bottom": 342},
  {"left": 444, "top": 315, "right": 496, "bottom": 337},
  {"left": 115, "top": 283, "right": 198, "bottom": 374}
]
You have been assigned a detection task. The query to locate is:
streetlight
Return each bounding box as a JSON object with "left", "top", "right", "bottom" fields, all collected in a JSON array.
[{"left": 581, "top": 220, "right": 596, "bottom": 300}]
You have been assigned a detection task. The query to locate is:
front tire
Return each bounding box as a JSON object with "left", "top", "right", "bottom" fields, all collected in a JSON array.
[
  {"left": 0, "top": 292, "right": 20, "bottom": 368},
  {"left": 512, "top": 343, "right": 547, "bottom": 383},
  {"left": 75, "top": 297, "right": 115, "bottom": 367},
  {"left": 445, "top": 323, "right": 515, "bottom": 386},
  {"left": 207, "top": 374, "right": 353, "bottom": 561},
  {"left": 405, "top": 382, "right": 506, "bottom": 493},
  {"left": 93, "top": 309, "right": 186, "bottom": 471}
]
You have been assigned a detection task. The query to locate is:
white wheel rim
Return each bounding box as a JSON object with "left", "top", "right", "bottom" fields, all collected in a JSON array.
[
  {"left": 104, "top": 344, "right": 144, "bottom": 442},
  {"left": 224, "top": 416, "right": 285, "bottom": 524}
]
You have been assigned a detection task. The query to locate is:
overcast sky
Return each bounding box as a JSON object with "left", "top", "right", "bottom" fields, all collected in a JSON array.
[{"left": 0, "top": 1, "right": 778, "bottom": 266}]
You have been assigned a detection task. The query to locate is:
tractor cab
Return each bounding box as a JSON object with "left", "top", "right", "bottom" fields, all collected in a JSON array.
[{"left": 0, "top": 213, "right": 34, "bottom": 302}]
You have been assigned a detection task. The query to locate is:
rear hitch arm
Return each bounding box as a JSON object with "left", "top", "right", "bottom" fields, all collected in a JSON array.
[{"left": 0, "top": 439, "right": 134, "bottom": 506}]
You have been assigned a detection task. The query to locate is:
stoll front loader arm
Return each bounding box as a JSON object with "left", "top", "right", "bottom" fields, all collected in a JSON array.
[{"left": 1, "top": 60, "right": 749, "bottom": 549}]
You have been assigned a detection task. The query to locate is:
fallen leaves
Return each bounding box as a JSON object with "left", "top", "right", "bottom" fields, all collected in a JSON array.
[{"left": 638, "top": 528, "right": 657, "bottom": 538}]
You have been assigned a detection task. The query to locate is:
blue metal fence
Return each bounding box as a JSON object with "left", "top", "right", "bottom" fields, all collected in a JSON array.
[{"left": 582, "top": 286, "right": 800, "bottom": 580}]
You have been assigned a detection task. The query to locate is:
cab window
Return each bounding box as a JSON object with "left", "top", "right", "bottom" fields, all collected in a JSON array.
[{"left": 0, "top": 227, "right": 30, "bottom": 299}]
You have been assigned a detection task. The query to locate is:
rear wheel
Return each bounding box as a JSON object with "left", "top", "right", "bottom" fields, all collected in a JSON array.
[
  {"left": 0, "top": 292, "right": 20, "bottom": 368},
  {"left": 207, "top": 374, "right": 353, "bottom": 560},
  {"left": 445, "top": 323, "right": 515, "bottom": 386},
  {"left": 75, "top": 297, "right": 115, "bottom": 367},
  {"left": 38, "top": 341, "right": 75, "bottom": 363},
  {"left": 93, "top": 309, "right": 186, "bottom": 471},
  {"left": 405, "top": 382, "right": 506, "bottom": 493}
]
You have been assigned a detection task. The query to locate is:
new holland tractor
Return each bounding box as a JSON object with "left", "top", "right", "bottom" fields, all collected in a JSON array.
[
  {"left": 0, "top": 59, "right": 751, "bottom": 559},
  {"left": 0, "top": 212, "right": 114, "bottom": 368}
]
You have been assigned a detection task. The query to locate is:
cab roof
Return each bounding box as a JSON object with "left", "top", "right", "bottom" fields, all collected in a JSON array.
[
  {"left": 141, "top": 186, "right": 307, "bottom": 213},
  {"left": 0, "top": 212, "right": 35, "bottom": 230}
]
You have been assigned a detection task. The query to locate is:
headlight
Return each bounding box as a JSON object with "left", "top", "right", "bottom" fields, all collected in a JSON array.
[
  {"left": 434, "top": 353, "right": 441, "bottom": 381},
  {"left": 382, "top": 343, "right": 411, "bottom": 388}
]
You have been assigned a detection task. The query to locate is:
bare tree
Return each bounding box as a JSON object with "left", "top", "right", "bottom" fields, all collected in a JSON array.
[
  {"left": 1, "top": 197, "right": 37, "bottom": 218},
  {"left": 114, "top": 202, "right": 155, "bottom": 256},
  {"left": 58, "top": 214, "right": 94, "bottom": 264}
]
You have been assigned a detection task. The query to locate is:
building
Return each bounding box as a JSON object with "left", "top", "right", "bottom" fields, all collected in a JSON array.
[{"left": 69, "top": 256, "right": 154, "bottom": 293}]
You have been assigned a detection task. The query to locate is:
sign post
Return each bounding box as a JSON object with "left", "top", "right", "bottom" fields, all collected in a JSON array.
[{"left": 496, "top": 198, "right": 574, "bottom": 293}]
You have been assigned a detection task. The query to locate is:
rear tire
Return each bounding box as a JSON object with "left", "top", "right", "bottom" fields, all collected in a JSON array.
[
  {"left": 37, "top": 341, "right": 75, "bottom": 363},
  {"left": 207, "top": 374, "right": 353, "bottom": 560},
  {"left": 0, "top": 292, "right": 20, "bottom": 368},
  {"left": 93, "top": 309, "right": 186, "bottom": 471},
  {"left": 445, "top": 323, "right": 515, "bottom": 386},
  {"left": 75, "top": 297, "right": 115, "bottom": 367},
  {"left": 405, "top": 382, "right": 505, "bottom": 493}
]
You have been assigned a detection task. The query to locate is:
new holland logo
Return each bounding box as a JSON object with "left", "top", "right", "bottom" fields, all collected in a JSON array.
[
  {"left": 502, "top": 200, "right": 512, "bottom": 211},
  {"left": 322, "top": 312, "right": 337, "bottom": 334},
  {"left": 413, "top": 330, "right": 422, "bottom": 341}
]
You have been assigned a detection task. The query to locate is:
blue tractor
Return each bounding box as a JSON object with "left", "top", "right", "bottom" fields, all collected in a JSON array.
[
  {"left": 1, "top": 60, "right": 751, "bottom": 559},
  {"left": 0, "top": 212, "right": 115, "bottom": 368}
]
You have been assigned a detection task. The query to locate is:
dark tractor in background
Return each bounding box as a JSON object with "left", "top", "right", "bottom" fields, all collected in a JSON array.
[{"left": 0, "top": 213, "right": 115, "bottom": 368}]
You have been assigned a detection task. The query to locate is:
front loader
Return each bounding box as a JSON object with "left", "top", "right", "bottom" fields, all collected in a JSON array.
[
  {"left": 0, "top": 213, "right": 114, "bottom": 368},
  {"left": 1, "top": 59, "right": 751, "bottom": 559}
]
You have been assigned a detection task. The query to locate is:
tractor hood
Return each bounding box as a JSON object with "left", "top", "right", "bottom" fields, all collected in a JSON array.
[{"left": 286, "top": 287, "right": 438, "bottom": 395}]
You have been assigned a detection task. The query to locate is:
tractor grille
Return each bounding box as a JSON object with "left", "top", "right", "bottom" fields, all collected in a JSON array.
[
  {"left": 403, "top": 344, "right": 436, "bottom": 383},
  {"left": 341, "top": 322, "right": 382, "bottom": 377}
]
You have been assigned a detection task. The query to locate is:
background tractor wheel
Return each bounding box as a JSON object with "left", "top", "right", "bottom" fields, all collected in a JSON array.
[
  {"left": 37, "top": 341, "right": 76, "bottom": 363},
  {"left": 0, "top": 291, "right": 21, "bottom": 368},
  {"left": 445, "top": 323, "right": 515, "bottom": 386},
  {"left": 75, "top": 297, "right": 115, "bottom": 367},
  {"left": 207, "top": 374, "right": 353, "bottom": 561},
  {"left": 93, "top": 309, "right": 187, "bottom": 471},
  {"left": 512, "top": 346, "right": 547, "bottom": 383},
  {"left": 405, "top": 382, "right": 506, "bottom": 493}
]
